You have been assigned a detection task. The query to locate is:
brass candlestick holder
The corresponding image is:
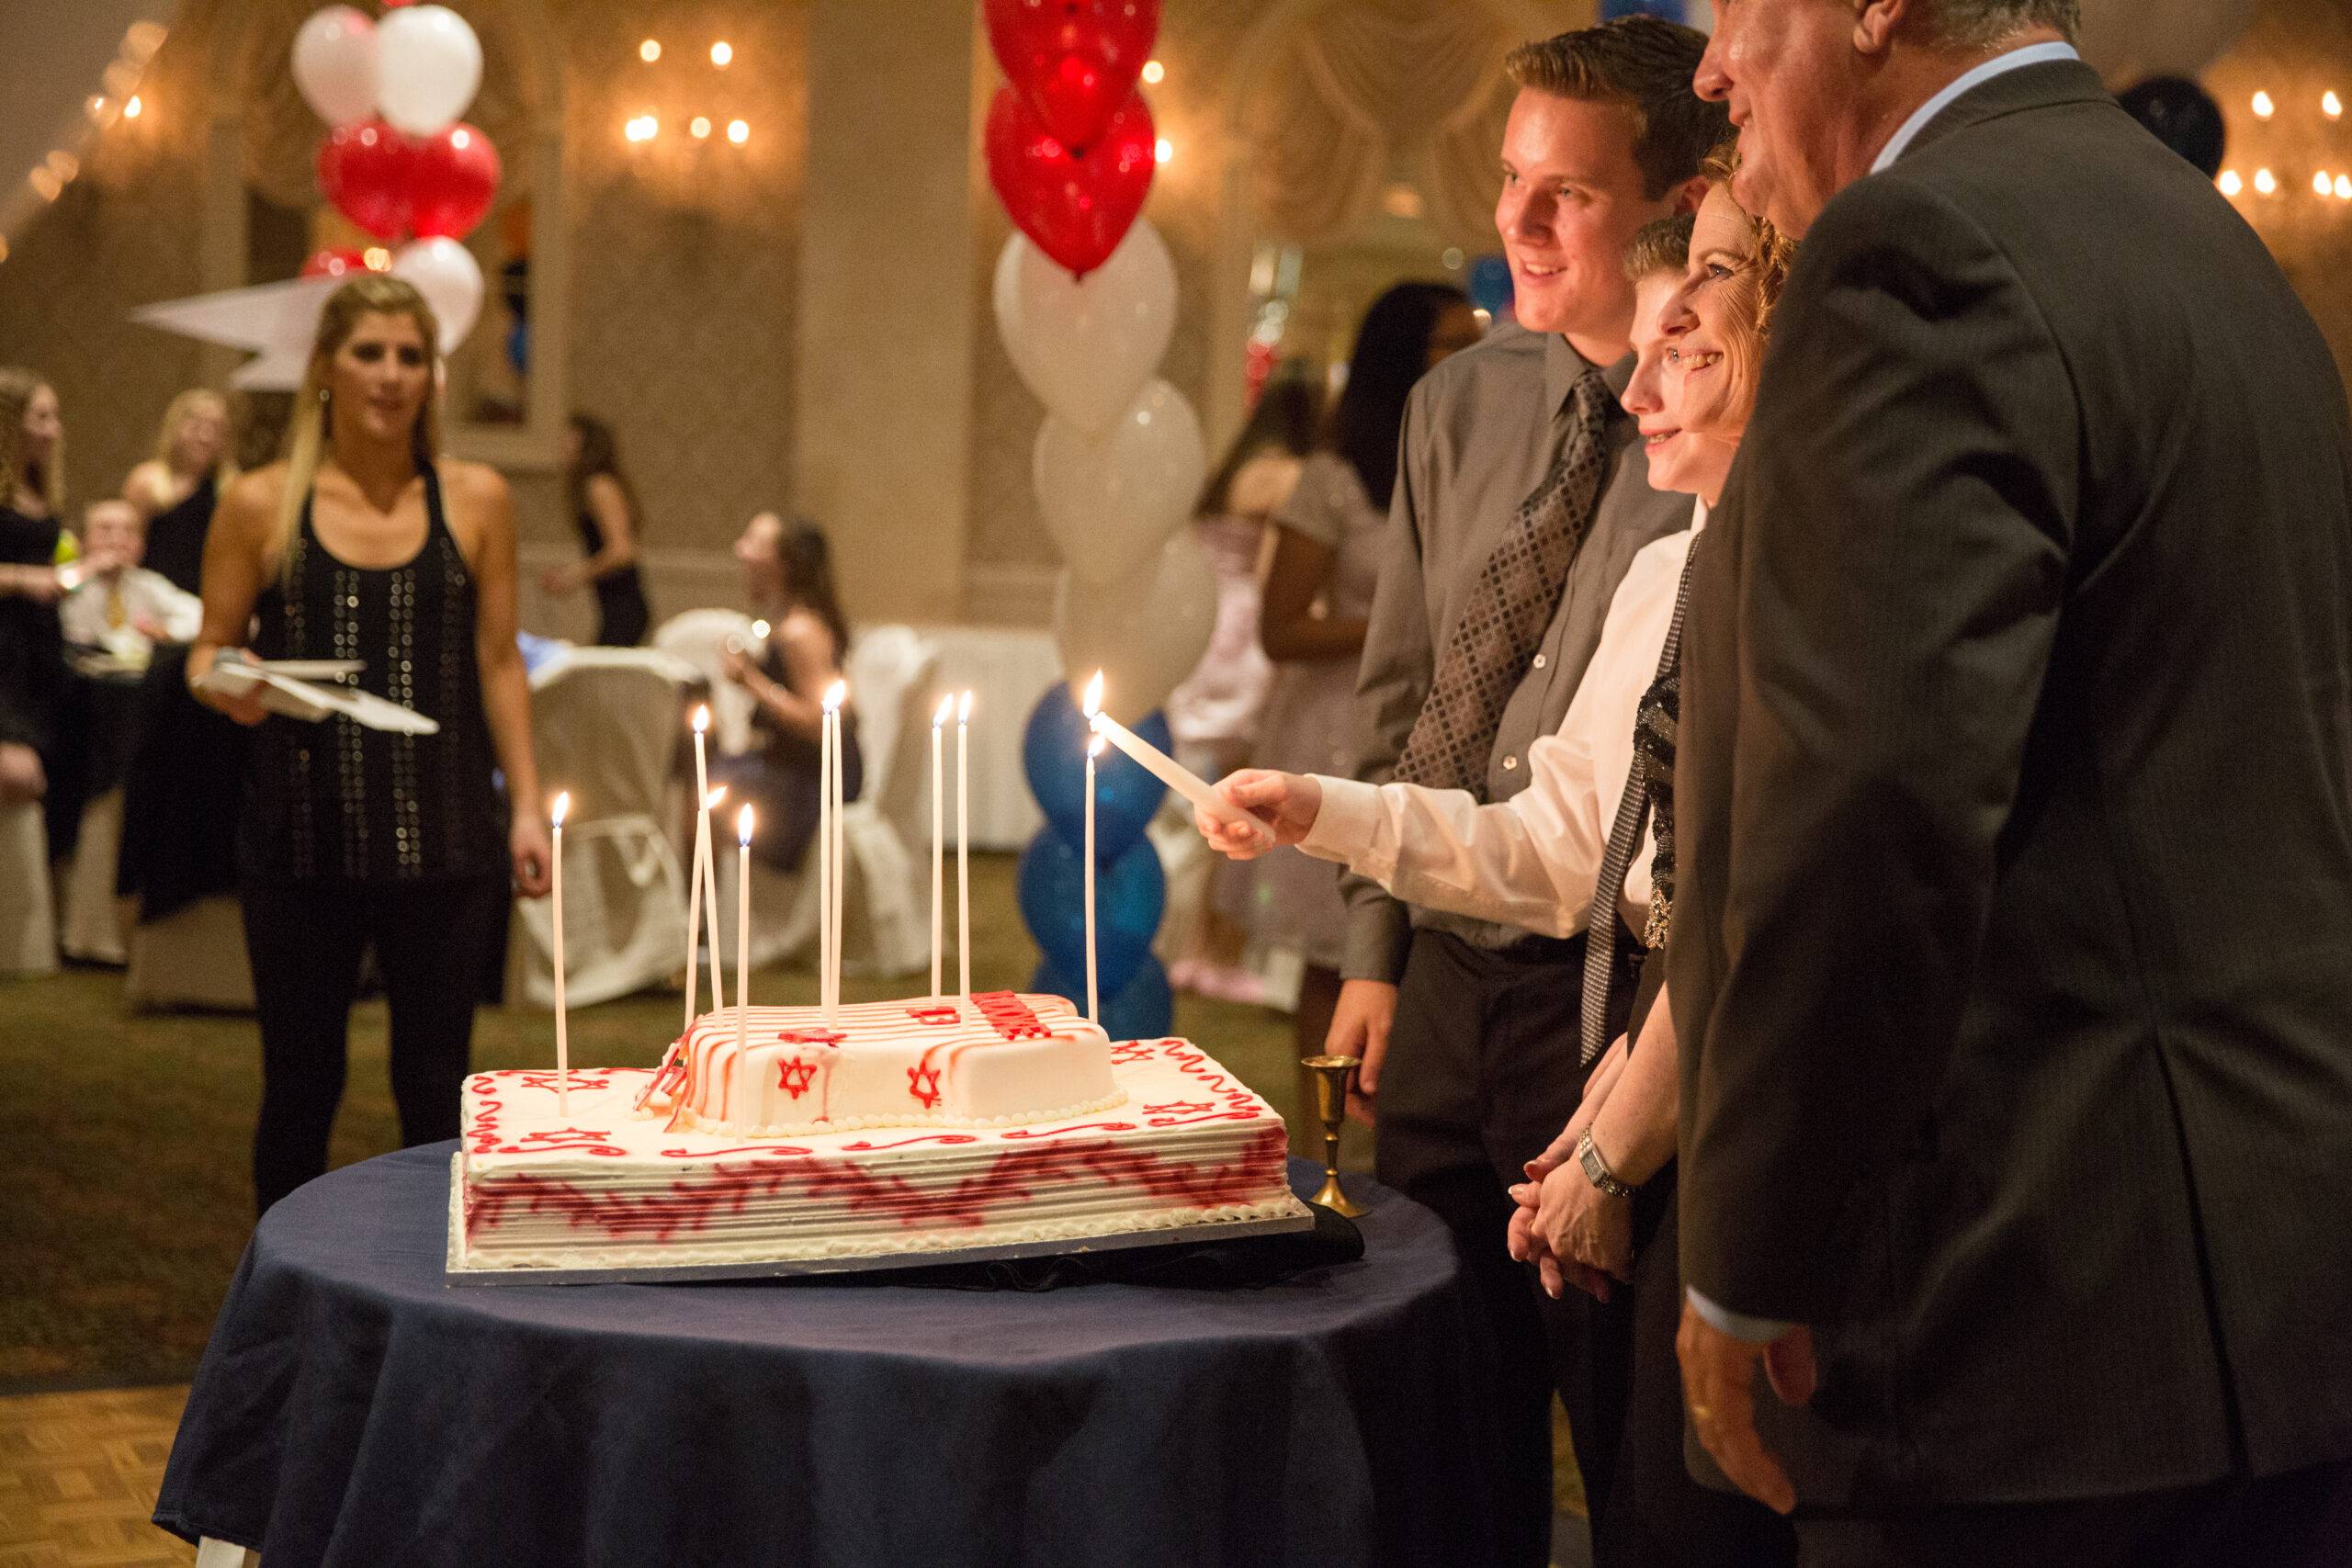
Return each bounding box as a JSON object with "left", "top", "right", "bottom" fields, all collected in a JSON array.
[{"left": 1298, "top": 1055, "right": 1367, "bottom": 1217}]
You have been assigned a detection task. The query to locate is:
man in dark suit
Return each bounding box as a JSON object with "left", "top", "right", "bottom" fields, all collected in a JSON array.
[{"left": 1668, "top": 0, "right": 2352, "bottom": 1559}]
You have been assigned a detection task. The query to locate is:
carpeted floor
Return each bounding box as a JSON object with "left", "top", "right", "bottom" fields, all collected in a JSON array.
[{"left": 0, "top": 852, "right": 1350, "bottom": 1393}]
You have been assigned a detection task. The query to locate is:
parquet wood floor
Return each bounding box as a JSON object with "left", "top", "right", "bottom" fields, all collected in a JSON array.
[{"left": 0, "top": 1387, "right": 193, "bottom": 1567}]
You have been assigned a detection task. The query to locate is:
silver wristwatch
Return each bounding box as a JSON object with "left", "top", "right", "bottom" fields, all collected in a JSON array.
[{"left": 1577, "top": 1130, "right": 1636, "bottom": 1199}]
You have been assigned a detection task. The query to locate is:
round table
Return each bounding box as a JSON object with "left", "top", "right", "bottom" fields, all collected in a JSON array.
[{"left": 155, "top": 1145, "right": 1506, "bottom": 1567}]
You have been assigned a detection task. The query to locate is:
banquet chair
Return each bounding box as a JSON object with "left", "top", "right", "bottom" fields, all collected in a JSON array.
[
  {"left": 712, "top": 626, "right": 936, "bottom": 981},
  {"left": 60, "top": 787, "right": 128, "bottom": 964},
  {"left": 650, "top": 606, "right": 756, "bottom": 756},
  {"left": 506, "top": 646, "right": 697, "bottom": 1009},
  {"left": 0, "top": 798, "right": 57, "bottom": 976}
]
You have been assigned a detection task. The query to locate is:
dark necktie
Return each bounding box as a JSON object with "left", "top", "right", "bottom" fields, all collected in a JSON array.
[
  {"left": 1578, "top": 546, "right": 1698, "bottom": 1067},
  {"left": 1395, "top": 368, "right": 1615, "bottom": 795}
]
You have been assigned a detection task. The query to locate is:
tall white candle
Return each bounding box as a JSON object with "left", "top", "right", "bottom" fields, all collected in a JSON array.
[
  {"left": 956, "top": 690, "right": 973, "bottom": 998},
  {"left": 824, "top": 680, "right": 848, "bottom": 1014},
  {"left": 736, "top": 803, "right": 753, "bottom": 1058},
  {"left": 931, "top": 694, "right": 951, "bottom": 998},
  {"left": 1086, "top": 733, "right": 1103, "bottom": 1024},
  {"left": 550, "top": 792, "right": 571, "bottom": 1117},
  {"left": 700, "top": 786, "right": 728, "bottom": 1013},
  {"left": 682, "top": 801, "right": 707, "bottom": 1037}
]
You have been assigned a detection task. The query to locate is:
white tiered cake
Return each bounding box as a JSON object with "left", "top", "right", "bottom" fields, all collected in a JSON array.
[{"left": 448, "top": 990, "right": 1311, "bottom": 1280}]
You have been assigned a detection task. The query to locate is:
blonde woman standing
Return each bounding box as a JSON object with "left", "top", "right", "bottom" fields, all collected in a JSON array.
[
  {"left": 124, "top": 389, "right": 235, "bottom": 596},
  {"left": 191, "top": 276, "right": 549, "bottom": 1216},
  {"left": 0, "top": 368, "right": 70, "bottom": 809}
]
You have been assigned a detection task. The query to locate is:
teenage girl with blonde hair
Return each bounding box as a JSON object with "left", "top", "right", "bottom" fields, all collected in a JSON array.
[{"left": 125, "top": 388, "right": 237, "bottom": 596}]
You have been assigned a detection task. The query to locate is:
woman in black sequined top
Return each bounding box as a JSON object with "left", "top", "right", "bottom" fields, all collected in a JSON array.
[{"left": 190, "top": 276, "right": 549, "bottom": 1216}]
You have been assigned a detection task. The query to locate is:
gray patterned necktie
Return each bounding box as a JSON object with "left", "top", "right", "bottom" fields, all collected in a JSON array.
[
  {"left": 1396, "top": 368, "right": 1615, "bottom": 795},
  {"left": 1577, "top": 548, "right": 1697, "bottom": 1067}
]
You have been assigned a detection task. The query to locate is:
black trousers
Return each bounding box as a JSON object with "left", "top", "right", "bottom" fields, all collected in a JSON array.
[
  {"left": 1375, "top": 927, "right": 1634, "bottom": 1568},
  {"left": 1795, "top": 1458, "right": 2352, "bottom": 1567},
  {"left": 241, "top": 874, "right": 509, "bottom": 1216}
]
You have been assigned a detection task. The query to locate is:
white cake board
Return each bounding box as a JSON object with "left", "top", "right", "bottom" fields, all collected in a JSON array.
[{"left": 443, "top": 1155, "right": 1319, "bottom": 1287}]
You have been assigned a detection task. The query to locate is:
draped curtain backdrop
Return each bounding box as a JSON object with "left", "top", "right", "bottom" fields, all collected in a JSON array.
[{"left": 1237, "top": 0, "right": 1563, "bottom": 251}]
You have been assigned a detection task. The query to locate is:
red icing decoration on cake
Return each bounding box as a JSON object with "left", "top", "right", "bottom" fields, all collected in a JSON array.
[
  {"left": 777, "top": 1028, "right": 846, "bottom": 1047},
  {"left": 777, "top": 1057, "right": 820, "bottom": 1100},
  {"left": 907, "top": 1063, "right": 944, "bottom": 1108},
  {"left": 906, "top": 1005, "right": 960, "bottom": 1026},
  {"left": 841, "top": 1134, "right": 981, "bottom": 1150},
  {"left": 1109, "top": 1040, "right": 1158, "bottom": 1066},
  {"left": 970, "top": 990, "right": 1052, "bottom": 1041},
  {"left": 466, "top": 1125, "right": 1288, "bottom": 1243},
  {"left": 999, "top": 1121, "right": 1140, "bottom": 1139}
]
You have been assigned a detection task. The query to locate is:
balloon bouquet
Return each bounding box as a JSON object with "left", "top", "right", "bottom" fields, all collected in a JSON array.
[
  {"left": 982, "top": 0, "right": 1214, "bottom": 1039},
  {"left": 290, "top": 2, "right": 502, "bottom": 355}
]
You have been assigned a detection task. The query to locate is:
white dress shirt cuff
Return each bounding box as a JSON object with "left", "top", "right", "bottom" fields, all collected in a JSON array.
[
  {"left": 1299, "top": 773, "right": 1383, "bottom": 865},
  {"left": 1686, "top": 1286, "right": 1797, "bottom": 1344}
]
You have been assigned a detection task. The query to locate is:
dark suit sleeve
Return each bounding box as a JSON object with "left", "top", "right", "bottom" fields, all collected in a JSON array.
[{"left": 1681, "top": 176, "right": 2082, "bottom": 1322}]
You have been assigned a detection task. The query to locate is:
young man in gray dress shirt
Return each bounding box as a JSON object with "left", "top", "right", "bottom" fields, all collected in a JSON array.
[{"left": 1326, "top": 18, "right": 1727, "bottom": 1565}]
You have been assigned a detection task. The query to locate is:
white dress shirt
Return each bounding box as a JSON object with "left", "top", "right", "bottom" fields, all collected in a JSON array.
[
  {"left": 61, "top": 566, "right": 202, "bottom": 652},
  {"left": 1297, "top": 500, "right": 1704, "bottom": 936}
]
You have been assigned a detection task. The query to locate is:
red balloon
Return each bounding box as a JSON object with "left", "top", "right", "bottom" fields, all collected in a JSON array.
[
  {"left": 300, "top": 247, "right": 373, "bottom": 279},
  {"left": 316, "top": 119, "right": 418, "bottom": 242},
  {"left": 411, "top": 123, "right": 502, "bottom": 240},
  {"left": 984, "top": 87, "right": 1155, "bottom": 279},
  {"left": 985, "top": 0, "right": 1160, "bottom": 150}
]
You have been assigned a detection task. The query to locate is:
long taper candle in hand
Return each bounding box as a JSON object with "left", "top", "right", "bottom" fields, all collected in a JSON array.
[
  {"left": 956, "top": 689, "right": 973, "bottom": 998},
  {"left": 1083, "top": 671, "right": 1255, "bottom": 829},
  {"left": 736, "top": 803, "right": 753, "bottom": 1058},
  {"left": 550, "top": 791, "right": 571, "bottom": 1116},
  {"left": 930, "top": 694, "right": 951, "bottom": 998}
]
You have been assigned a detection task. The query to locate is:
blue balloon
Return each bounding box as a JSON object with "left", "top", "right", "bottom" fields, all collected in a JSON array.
[
  {"left": 1029, "top": 953, "right": 1174, "bottom": 1043},
  {"left": 1021, "top": 682, "right": 1169, "bottom": 859},
  {"left": 1467, "top": 254, "right": 1514, "bottom": 318},
  {"left": 1016, "top": 830, "right": 1163, "bottom": 996}
]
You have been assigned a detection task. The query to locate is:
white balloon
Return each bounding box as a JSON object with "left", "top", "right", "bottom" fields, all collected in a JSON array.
[
  {"left": 1034, "top": 380, "right": 1207, "bottom": 588},
  {"left": 994, "top": 220, "right": 1175, "bottom": 438},
  {"left": 292, "top": 6, "right": 379, "bottom": 128},
  {"left": 1054, "top": 531, "right": 1219, "bottom": 724},
  {"left": 375, "top": 4, "right": 482, "bottom": 138},
  {"left": 392, "top": 237, "right": 484, "bottom": 352}
]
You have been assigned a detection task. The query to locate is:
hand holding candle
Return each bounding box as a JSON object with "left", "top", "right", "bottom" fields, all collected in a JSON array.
[
  {"left": 1081, "top": 671, "right": 1259, "bottom": 832},
  {"left": 1195, "top": 769, "right": 1313, "bottom": 858},
  {"left": 550, "top": 791, "right": 571, "bottom": 1117}
]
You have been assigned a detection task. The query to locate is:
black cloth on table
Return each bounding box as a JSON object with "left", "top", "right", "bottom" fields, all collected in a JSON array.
[
  {"left": 143, "top": 472, "right": 217, "bottom": 597},
  {"left": 574, "top": 505, "right": 650, "bottom": 647},
  {"left": 115, "top": 643, "right": 250, "bottom": 921},
  {"left": 156, "top": 1148, "right": 1506, "bottom": 1567},
  {"left": 0, "top": 503, "right": 63, "bottom": 754}
]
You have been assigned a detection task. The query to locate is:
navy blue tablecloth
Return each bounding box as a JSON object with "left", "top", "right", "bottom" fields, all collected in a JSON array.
[{"left": 155, "top": 1145, "right": 1503, "bottom": 1567}]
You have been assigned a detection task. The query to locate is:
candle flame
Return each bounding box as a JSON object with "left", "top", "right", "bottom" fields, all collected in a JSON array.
[
  {"left": 550, "top": 791, "right": 571, "bottom": 827},
  {"left": 737, "top": 803, "right": 755, "bottom": 844},
  {"left": 1088, "top": 734, "right": 1107, "bottom": 759},
  {"left": 956, "top": 690, "right": 973, "bottom": 724},
  {"left": 704, "top": 786, "right": 729, "bottom": 809},
  {"left": 933, "top": 693, "right": 955, "bottom": 727},
  {"left": 1082, "top": 670, "right": 1104, "bottom": 716},
  {"left": 692, "top": 705, "right": 709, "bottom": 734},
  {"left": 823, "top": 679, "right": 847, "bottom": 713}
]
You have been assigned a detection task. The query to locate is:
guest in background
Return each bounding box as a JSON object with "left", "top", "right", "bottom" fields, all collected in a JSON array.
[
  {"left": 124, "top": 389, "right": 235, "bottom": 597},
  {"left": 714, "top": 511, "right": 860, "bottom": 873},
  {"left": 541, "top": 412, "right": 650, "bottom": 647},
  {"left": 1163, "top": 365, "right": 1319, "bottom": 1002},
  {"left": 189, "top": 275, "right": 549, "bottom": 1217},
  {"left": 61, "top": 499, "right": 201, "bottom": 662},
  {"left": 0, "top": 368, "right": 70, "bottom": 810},
  {"left": 1238, "top": 284, "right": 1480, "bottom": 1057}
]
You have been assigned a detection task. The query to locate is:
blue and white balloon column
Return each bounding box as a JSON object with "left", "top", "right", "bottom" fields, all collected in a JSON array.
[{"left": 1018, "top": 682, "right": 1177, "bottom": 1038}]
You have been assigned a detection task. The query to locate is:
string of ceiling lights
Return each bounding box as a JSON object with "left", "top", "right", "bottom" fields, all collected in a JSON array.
[{"left": 3, "top": 19, "right": 164, "bottom": 267}]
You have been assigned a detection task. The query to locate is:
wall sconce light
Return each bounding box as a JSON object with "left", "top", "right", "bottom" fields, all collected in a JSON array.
[
  {"left": 2315, "top": 171, "right": 2334, "bottom": 197},
  {"left": 2327, "top": 91, "right": 2344, "bottom": 121},
  {"left": 690, "top": 116, "right": 712, "bottom": 140},
  {"left": 640, "top": 39, "right": 661, "bottom": 62},
  {"left": 711, "top": 41, "right": 733, "bottom": 67},
  {"left": 2253, "top": 166, "right": 2278, "bottom": 196},
  {"left": 1153, "top": 137, "right": 1171, "bottom": 164},
  {"left": 1141, "top": 59, "right": 1164, "bottom": 85},
  {"left": 2337, "top": 175, "right": 2352, "bottom": 201},
  {"left": 2218, "top": 168, "right": 2243, "bottom": 197},
  {"left": 2252, "top": 90, "right": 2276, "bottom": 120},
  {"left": 124, "top": 94, "right": 144, "bottom": 119},
  {"left": 625, "top": 113, "right": 659, "bottom": 142},
  {"left": 727, "top": 118, "right": 749, "bottom": 144}
]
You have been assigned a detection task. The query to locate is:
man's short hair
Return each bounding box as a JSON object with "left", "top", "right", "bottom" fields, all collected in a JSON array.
[
  {"left": 1504, "top": 17, "right": 1732, "bottom": 199},
  {"left": 1923, "top": 0, "right": 2080, "bottom": 51},
  {"left": 1623, "top": 214, "right": 1695, "bottom": 283}
]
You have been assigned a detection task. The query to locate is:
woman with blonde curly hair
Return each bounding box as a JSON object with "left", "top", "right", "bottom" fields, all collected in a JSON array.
[
  {"left": 190, "top": 275, "right": 549, "bottom": 1216},
  {"left": 0, "top": 368, "right": 71, "bottom": 809},
  {"left": 124, "top": 388, "right": 237, "bottom": 596}
]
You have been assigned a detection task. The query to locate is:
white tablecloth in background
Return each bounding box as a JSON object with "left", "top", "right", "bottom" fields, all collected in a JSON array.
[{"left": 911, "top": 624, "right": 1062, "bottom": 851}]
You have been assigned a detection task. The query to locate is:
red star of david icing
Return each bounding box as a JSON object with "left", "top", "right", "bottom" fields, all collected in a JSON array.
[
  {"left": 907, "top": 1063, "right": 944, "bottom": 1109},
  {"left": 776, "top": 1056, "right": 820, "bottom": 1100},
  {"left": 1143, "top": 1100, "right": 1216, "bottom": 1116}
]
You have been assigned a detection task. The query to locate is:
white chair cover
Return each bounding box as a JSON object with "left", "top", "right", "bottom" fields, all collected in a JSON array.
[
  {"left": 0, "top": 798, "right": 57, "bottom": 976},
  {"left": 650, "top": 607, "right": 757, "bottom": 755},
  {"left": 60, "top": 787, "right": 128, "bottom": 964},
  {"left": 508, "top": 647, "right": 696, "bottom": 1009}
]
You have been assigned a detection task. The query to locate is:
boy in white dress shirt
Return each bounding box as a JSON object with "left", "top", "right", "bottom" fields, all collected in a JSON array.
[{"left": 62, "top": 500, "right": 202, "bottom": 666}]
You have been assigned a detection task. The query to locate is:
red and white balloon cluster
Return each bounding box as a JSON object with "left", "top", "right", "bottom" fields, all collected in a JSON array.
[
  {"left": 983, "top": 0, "right": 1213, "bottom": 722},
  {"left": 290, "top": 3, "right": 498, "bottom": 352}
]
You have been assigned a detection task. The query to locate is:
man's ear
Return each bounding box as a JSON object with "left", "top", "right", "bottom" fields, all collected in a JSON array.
[
  {"left": 1854, "top": 0, "right": 1907, "bottom": 56},
  {"left": 1673, "top": 174, "right": 1712, "bottom": 216}
]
